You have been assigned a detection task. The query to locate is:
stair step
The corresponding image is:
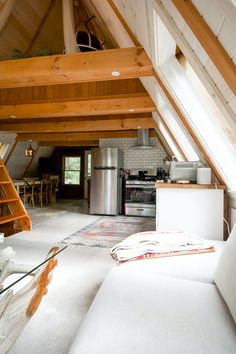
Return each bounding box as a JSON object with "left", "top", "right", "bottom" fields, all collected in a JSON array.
[
  {"left": 0, "top": 158, "right": 31, "bottom": 231},
  {"left": 0, "top": 214, "right": 28, "bottom": 225},
  {"left": 0, "top": 198, "right": 19, "bottom": 204}
]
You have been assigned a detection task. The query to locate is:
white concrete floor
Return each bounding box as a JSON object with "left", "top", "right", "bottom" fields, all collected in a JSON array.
[{"left": 2, "top": 200, "right": 117, "bottom": 354}]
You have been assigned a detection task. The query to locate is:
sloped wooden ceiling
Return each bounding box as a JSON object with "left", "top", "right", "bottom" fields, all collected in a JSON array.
[
  {"left": 0, "top": 0, "right": 160, "bottom": 145},
  {"left": 0, "top": 0, "right": 235, "bottom": 189},
  {"left": 0, "top": 0, "right": 64, "bottom": 60}
]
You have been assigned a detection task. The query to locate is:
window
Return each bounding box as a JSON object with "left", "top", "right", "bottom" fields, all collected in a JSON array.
[
  {"left": 84, "top": 151, "right": 92, "bottom": 177},
  {"left": 154, "top": 86, "right": 200, "bottom": 162},
  {"left": 87, "top": 152, "right": 91, "bottom": 177},
  {"left": 63, "top": 156, "right": 81, "bottom": 185},
  {"left": 161, "top": 56, "right": 236, "bottom": 190},
  {"left": 160, "top": 106, "right": 199, "bottom": 161},
  {"left": 153, "top": 112, "right": 183, "bottom": 161},
  {"left": 0, "top": 143, "right": 8, "bottom": 158}
]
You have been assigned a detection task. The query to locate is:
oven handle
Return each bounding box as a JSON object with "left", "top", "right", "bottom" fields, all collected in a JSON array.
[{"left": 125, "top": 185, "right": 155, "bottom": 189}]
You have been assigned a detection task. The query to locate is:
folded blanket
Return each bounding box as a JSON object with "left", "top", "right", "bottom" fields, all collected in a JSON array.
[{"left": 110, "top": 231, "right": 215, "bottom": 262}]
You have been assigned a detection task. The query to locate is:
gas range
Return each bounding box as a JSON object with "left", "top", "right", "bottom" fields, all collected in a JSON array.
[{"left": 125, "top": 177, "right": 156, "bottom": 217}]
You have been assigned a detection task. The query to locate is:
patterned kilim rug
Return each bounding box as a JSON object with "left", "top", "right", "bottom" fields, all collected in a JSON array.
[{"left": 61, "top": 216, "right": 155, "bottom": 248}]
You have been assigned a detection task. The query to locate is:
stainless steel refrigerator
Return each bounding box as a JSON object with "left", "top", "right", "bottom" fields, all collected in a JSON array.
[{"left": 90, "top": 147, "right": 123, "bottom": 215}]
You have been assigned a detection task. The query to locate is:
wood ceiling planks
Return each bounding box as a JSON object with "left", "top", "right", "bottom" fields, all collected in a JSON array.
[
  {"left": 39, "top": 140, "right": 99, "bottom": 147},
  {"left": 0, "top": 0, "right": 64, "bottom": 60},
  {"left": 0, "top": 79, "right": 146, "bottom": 104}
]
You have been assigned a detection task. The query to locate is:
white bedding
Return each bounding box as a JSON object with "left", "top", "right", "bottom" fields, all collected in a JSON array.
[{"left": 69, "top": 267, "right": 236, "bottom": 354}]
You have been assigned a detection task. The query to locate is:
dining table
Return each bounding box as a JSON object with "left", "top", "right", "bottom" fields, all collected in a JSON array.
[{"left": 13, "top": 176, "right": 59, "bottom": 205}]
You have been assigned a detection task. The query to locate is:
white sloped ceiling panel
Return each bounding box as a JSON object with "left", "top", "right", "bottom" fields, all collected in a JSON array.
[
  {"left": 203, "top": 0, "right": 225, "bottom": 36},
  {"left": 218, "top": 17, "right": 236, "bottom": 58}
]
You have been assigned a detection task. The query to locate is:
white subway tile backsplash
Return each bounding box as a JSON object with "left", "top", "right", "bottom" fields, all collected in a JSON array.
[{"left": 99, "top": 137, "right": 167, "bottom": 172}]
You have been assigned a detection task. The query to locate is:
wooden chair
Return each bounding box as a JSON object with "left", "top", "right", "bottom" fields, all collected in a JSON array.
[
  {"left": 21, "top": 179, "right": 37, "bottom": 207},
  {"left": 37, "top": 178, "right": 50, "bottom": 207}
]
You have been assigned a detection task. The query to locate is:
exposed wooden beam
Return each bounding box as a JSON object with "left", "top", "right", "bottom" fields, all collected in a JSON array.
[
  {"left": 39, "top": 141, "right": 99, "bottom": 147},
  {"left": 0, "top": 116, "right": 155, "bottom": 133},
  {"left": 17, "top": 129, "right": 157, "bottom": 142},
  {"left": 0, "top": 47, "right": 153, "bottom": 89},
  {"left": 0, "top": 113, "right": 152, "bottom": 124},
  {"left": 0, "top": 93, "right": 155, "bottom": 119},
  {"left": 172, "top": 0, "right": 236, "bottom": 96}
]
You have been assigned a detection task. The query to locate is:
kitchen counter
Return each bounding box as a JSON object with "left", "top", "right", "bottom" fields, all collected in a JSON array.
[
  {"left": 155, "top": 184, "right": 224, "bottom": 239},
  {"left": 155, "top": 183, "right": 226, "bottom": 189}
]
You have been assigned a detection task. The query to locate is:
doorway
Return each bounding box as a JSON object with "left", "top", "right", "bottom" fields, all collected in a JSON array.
[{"left": 51, "top": 147, "right": 91, "bottom": 199}]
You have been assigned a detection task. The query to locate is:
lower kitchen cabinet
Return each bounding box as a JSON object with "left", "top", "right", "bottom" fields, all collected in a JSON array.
[{"left": 156, "top": 186, "right": 224, "bottom": 240}]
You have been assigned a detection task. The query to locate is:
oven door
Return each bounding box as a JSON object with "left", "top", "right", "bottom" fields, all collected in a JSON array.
[{"left": 125, "top": 185, "right": 156, "bottom": 217}]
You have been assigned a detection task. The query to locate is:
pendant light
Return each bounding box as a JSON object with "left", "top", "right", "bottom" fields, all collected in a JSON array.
[{"left": 25, "top": 141, "right": 35, "bottom": 157}]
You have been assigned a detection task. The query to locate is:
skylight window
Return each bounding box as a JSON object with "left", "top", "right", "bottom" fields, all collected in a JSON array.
[
  {"left": 0, "top": 143, "right": 8, "bottom": 159},
  {"left": 153, "top": 112, "right": 183, "bottom": 161},
  {"left": 161, "top": 106, "right": 199, "bottom": 162},
  {"left": 161, "top": 56, "right": 236, "bottom": 190},
  {"left": 154, "top": 84, "right": 199, "bottom": 162}
]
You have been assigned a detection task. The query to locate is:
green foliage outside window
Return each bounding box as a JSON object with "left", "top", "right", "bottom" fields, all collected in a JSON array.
[{"left": 64, "top": 156, "right": 81, "bottom": 185}]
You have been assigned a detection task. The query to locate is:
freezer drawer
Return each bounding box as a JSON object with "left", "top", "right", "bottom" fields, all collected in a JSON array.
[{"left": 90, "top": 169, "right": 120, "bottom": 215}]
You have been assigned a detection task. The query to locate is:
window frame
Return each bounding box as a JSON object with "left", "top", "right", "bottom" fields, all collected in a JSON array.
[{"left": 62, "top": 156, "right": 81, "bottom": 185}]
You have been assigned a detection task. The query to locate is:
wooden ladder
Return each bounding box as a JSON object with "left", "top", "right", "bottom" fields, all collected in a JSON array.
[{"left": 0, "top": 159, "right": 31, "bottom": 235}]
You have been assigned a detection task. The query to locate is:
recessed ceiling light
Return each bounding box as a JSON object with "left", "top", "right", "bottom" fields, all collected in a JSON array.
[{"left": 111, "top": 71, "right": 121, "bottom": 77}]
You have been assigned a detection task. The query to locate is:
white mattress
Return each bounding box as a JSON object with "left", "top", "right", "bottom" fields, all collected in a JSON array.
[{"left": 69, "top": 266, "right": 236, "bottom": 354}]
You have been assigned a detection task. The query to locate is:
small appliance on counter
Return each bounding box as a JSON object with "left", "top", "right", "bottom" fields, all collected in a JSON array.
[
  {"left": 169, "top": 161, "right": 199, "bottom": 183},
  {"left": 197, "top": 167, "right": 212, "bottom": 184}
]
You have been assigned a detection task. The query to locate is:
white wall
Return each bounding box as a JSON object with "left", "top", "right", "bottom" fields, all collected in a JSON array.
[
  {"left": 0, "top": 137, "right": 54, "bottom": 179},
  {"left": 99, "top": 137, "right": 167, "bottom": 174}
]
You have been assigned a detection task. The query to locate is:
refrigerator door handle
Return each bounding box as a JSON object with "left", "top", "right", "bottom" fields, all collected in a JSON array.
[{"left": 93, "top": 166, "right": 116, "bottom": 170}]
